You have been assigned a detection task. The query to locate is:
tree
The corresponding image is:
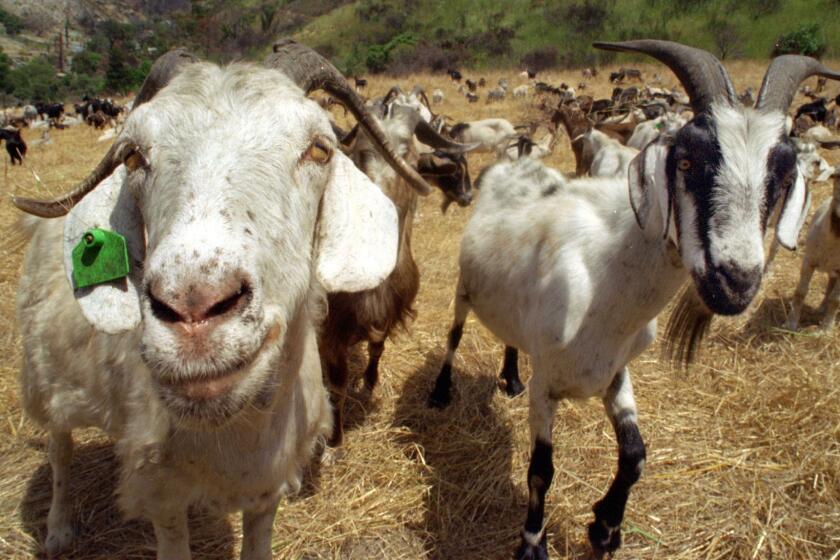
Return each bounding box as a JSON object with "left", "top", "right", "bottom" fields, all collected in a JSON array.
[
  {"left": 0, "top": 49, "right": 12, "bottom": 94},
  {"left": 105, "top": 45, "right": 133, "bottom": 94},
  {"left": 9, "top": 57, "right": 63, "bottom": 101},
  {"left": 259, "top": 1, "right": 287, "bottom": 34},
  {"left": 71, "top": 50, "right": 102, "bottom": 75},
  {"left": 707, "top": 14, "right": 741, "bottom": 60}
]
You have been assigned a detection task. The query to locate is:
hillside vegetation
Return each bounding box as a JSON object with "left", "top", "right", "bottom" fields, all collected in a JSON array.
[{"left": 0, "top": 0, "right": 837, "bottom": 101}]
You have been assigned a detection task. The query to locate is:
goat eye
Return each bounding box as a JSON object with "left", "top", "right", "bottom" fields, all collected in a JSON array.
[
  {"left": 678, "top": 159, "right": 691, "bottom": 172},
  {"left": 304, "top": 137, "right": 333, "bottom": 165},
  {"left": 123, "top": 147, "right": 147, "bottom": 172}
]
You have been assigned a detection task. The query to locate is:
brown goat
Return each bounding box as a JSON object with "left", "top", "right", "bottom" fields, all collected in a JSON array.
[
  {"left": 320, "top": 106, "right": 474, "bottom": 446},
  {"left": 595, "top": 117, "right": 638, "bottom": 144},
  {"left": 552, "top": 104, "right": 593, "bottom": 177}
]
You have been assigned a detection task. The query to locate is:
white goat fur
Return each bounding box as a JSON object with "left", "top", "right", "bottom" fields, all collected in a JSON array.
[
  {"left": 452, "top": 118, "right": 518, "bottom": 158},
  {"left": 786, "top": 174, "right": 840, "bottom": 330},
  {"left": 586, "top": 128, "right": 639, "bottom": 178},
  {"left": 13, "top": 62, "right": 409, "bottom": 559},
  {"left": 456, "top": 158, "right": 684, "bottom": 399}
]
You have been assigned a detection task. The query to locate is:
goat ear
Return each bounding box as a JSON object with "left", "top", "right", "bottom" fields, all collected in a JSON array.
[
  {"left": 775, "top": 169, "right": 810, "bottom": 250},
  {"left": 62, "top": 165, "right": 146, "bottom": 334},
  {"left": 417, "top": 153, "right": 458, "bottom": 176},
  {"left": 315, "top": 151, "right": 399, "bottom": 292},
  {"left": 627, "top": 138, "right": 673, "bottom": 242}
]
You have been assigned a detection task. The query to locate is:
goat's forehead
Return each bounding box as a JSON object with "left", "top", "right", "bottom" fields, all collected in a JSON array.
[{"left": 127, "top": 65, "right": 329, "bottom": 144}]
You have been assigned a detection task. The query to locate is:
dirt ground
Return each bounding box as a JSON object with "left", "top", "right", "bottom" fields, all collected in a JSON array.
[{"left": 0, "top": 60, "right": 838, "bottom": 559}]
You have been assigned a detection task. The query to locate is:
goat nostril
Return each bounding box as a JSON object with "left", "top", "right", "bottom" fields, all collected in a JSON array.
[
  {"left": 719, "top": 264, "right": 761, "bottom": 293},
  {"left": 206, "top": 283, "right": 250, "bottom": 319},
  {"left": 148, "top": 289, "right": 183, "bottom": 323}
]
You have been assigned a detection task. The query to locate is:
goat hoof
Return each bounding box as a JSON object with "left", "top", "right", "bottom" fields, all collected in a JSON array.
[
  {"left": 320, "top": 446, "right": 345, "bottom": 467},
  {"left": 588, "top": 519, "right": 621, "bottom": 558},
  {"left": 428, "top": 376, "right": 452, "bottom": 408},
  {"left": 427, "top": 389, "right": 451, "bottom": 409},
  {"left": 502, "top": 377, "right": 526, "bottom": 398},
  {"left": 515, "top": 533, "right": 548, "bottom": 560},
  {"left": 45, "top": 523, "right": 75, "bottom": 557}
]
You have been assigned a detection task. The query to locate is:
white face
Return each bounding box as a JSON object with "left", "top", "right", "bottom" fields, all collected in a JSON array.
[
  {"left": 121, "top": 64, "right": 333, "bottom": 423},
  {"left": 65, "top": 63, "right": 399, "bottom": 426}
]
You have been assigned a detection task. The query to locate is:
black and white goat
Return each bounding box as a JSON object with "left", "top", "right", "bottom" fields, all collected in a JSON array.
[{"left": 428, "top": 40, "right": 839, "bottom": 559}]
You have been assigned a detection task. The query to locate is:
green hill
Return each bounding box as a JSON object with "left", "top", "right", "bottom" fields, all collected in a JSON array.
[
  {"left": 296, "top": 0, "right": 840, "bottom": 74},
  {"left": 0, "top": 0, "right": 837, "bottom": 101}
]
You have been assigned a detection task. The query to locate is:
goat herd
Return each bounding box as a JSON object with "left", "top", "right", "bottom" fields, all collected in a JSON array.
[{"left": 5, "top": 38, "right": 840, "bottom": 559}]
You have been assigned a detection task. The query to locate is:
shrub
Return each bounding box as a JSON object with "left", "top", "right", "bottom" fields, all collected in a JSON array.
[
  {"left": 8, "top": 57, "right": 64, "bottom": 101},
  {"left": 365, "top": 32, "right": 416, "bottom": 73},
  {"left": 773, "top": 24, "right": 826, "bottom": 58},
  {"left": 385, "top": 42, "right": 461, "bottom": 75},
  {"left": 0, "top": 8, "right": 24, "bottom": 35},
  {"left": 521, "top": 47, "right": 557, "bottom": 72}
]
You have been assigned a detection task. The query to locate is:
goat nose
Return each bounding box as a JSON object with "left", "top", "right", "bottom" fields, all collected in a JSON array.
[
  {"left": 147, "top": 274, "right": 251, "bottom": 325},
  {"left": 718, "top": 263, "right": 762, "bottom": 296}
]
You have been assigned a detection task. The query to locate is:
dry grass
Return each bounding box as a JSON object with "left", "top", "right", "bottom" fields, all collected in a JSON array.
[{"left": 0, "top": 60, "right": 839, "bottom": 559}]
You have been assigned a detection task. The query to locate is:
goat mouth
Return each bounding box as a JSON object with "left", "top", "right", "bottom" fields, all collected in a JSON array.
[
  {"left": 692, "top": 270, "right": 760, "bottom": 316},
  {"left": 162, "top": 366, "right": 250, "bottom": 402},
  {"left": 155, "top": 320, "right": 284, "bottom": 410}
]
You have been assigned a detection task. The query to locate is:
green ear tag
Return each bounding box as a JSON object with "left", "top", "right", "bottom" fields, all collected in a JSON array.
[{"left": 71, "top": 228, "right": 130, "bottom": 289}]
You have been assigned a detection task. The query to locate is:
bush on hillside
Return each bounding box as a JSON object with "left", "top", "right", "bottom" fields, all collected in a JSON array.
[
  {"left": 0, "top": 8, "right": 24, "bottom": 35},
  {"left": 386, "top": 42, "right": 461, "bottom": 75},
  {"left": 521, "top": 48, "right": 557, "bottom": 72},
  {"left": 8, "top": 57, "right": 64, "bottom": 101},
  {"left": 773, "top": 24, "right": 826, "bottom": 58}
]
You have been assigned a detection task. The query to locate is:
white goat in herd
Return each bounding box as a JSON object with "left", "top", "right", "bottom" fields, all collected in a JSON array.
[
  {"left": 13, "top": 39, "right": 437, "bottom": 560},
  {"left": 428, "top": 41, "right": 840, "bottom": 560}
]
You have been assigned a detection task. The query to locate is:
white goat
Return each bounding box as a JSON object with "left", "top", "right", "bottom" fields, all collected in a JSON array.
[
  {"left": 428, "top": 40, "right": 834, "bottom": 560},
  {"left": 448, "top": 117, "right": 521, "bottom": 158},
  {"left": 513, "top": 84, "right": 529, "bottom": 98},
  {"left": 585, "top": 128, "right": 638, "bottom": 177},
  {"left": 786, "top": 173, "right": 840, "bottom": 330},
  {"left": 432, "top": 88, "right": 444, "bottom": 104},
  {"left": 13, "top": 41, "right": 436, "bottom": 560},
  {"left": 627, "top": 112, "right": 688, "bottom": 150}
]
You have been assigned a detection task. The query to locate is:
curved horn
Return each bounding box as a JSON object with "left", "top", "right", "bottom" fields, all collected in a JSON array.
[
  {"left": 12, "top": 48, "right": 199, "bottom": 218},
  {"left": 381, "top": 85, "right": 404, "bottom": 106},
  {"left": 414, "top": 118, "right": 477, "bottom": 154},
  {"left": 755, "top": 55, "right": 840, "bottom": 115},
  {"left": 593, "top": 39, "right": 736, "bottom": 114},
  {"left": 266, "top": 38, "right": 432, "bottom": 195}
]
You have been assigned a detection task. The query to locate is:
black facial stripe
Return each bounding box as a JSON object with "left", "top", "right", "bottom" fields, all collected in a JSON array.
[
  {"left": 669, "top": 114, "right": 723, "bottom": 266},
  {"left": 763, "top": 137, "right": 797, "bottom": 226}
]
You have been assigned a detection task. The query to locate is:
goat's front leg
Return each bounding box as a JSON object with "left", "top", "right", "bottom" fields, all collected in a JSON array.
[
  {"left": 516, "top": 381, "right": 557, "bottom": 560},
  {"left": 588, "top": 368, "right": 646, "bottom": 558},
  {"left": 363, "top": 339, "right": 385, "bottom": 391},
  {"left": 151, "top": 508, "right": 190, "bottom": 560},
  {"left": 819, "top": 273, "right": 840, "bottom": 330},
  {"left": 786, "top": 258, "right": 815, "bottom": 330},
  {"left": 429, "top": 280, "right": 471, "bottom": 409},
  {"left": 499, "top": 345, "right": 525, "bottom": 397},
  {"left": 45, "top": 430, "right": 74, "bottom": 557},
  {"left": 326, "top": 350, "right": 349, "bottom": 447},
  {"left": 241, "top": 497, "right": 281, "bottom": 560}
]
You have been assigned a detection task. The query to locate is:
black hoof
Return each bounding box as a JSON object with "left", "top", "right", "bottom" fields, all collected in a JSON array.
[
  {"left": 428, "top": 375, "right": 452, "bottom": 409},
  {"left": 515, "top": 533, "right": 548, "bottom": 560},
  {"left": 587, "top": 519, "right": 621, "bottom": 558},
  {"left": 427, "top": 387, "right": 451, "bottom": 409},
  {"left": 503, "top": 376, "right": 526, "bottom": 397}
]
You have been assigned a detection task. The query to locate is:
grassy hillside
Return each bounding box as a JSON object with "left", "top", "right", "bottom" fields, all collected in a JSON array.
[
  {"left": 294, "top": 0, "right": 840, "bottom": 73},
  {"left": 0, "top": 0, "right": 837, "bottom": 101}
]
